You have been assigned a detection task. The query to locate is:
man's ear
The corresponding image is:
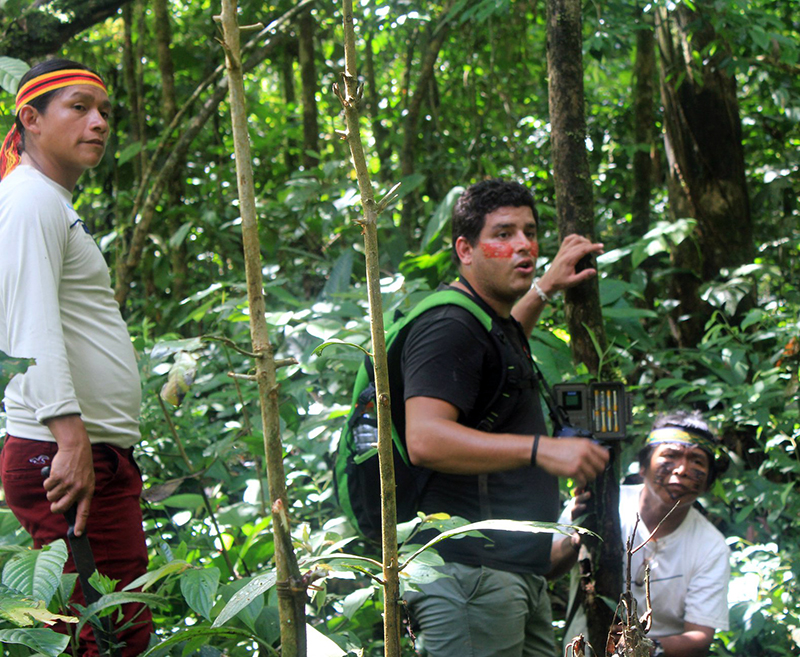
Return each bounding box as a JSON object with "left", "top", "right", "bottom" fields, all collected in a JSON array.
[
  {"left": 455, "top": 235, "right": 474, "bottom": 266},
  {"left": 17, "top": 105, "right": 40, "bottom": 134}
]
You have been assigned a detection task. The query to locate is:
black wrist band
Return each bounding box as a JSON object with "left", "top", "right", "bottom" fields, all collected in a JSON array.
[{"left": 531, "top": 434, "right": 540, "bottom": 467}]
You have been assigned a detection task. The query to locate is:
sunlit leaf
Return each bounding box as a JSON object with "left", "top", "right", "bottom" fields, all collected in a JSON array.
[
  {"left": 0, "top": 591, "right": 76, "bottom": 627},
  {"left": 341, "top": 586, "right": 374, "bottom": 619},
  {"left": 122, "top": 560, "right": 191, "bottom": 592},
  {"left": 212, "top": 571, "right": 277, "bottom": 628}
]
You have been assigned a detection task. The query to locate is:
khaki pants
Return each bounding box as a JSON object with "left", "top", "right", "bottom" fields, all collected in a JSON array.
[{"left": 405, "top": 562, "right": 556, "bottom": 657}]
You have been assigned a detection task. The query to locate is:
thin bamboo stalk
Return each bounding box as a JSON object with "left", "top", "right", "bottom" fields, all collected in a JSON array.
[
  {"left": 336, "top": 2, "right": 402, "bottom": 655},
  {"left": 218, "top": 2, "right": 306, "bottom": 655}
]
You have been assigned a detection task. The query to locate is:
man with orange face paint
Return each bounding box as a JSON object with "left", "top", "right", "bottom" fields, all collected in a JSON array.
[{"left": 402, "top": 179, "right": 609, "bottom": 657}]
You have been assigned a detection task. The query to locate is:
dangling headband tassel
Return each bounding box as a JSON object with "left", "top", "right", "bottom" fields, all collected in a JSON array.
[{"left": 0, "top": 68, "right": 106, "bottom": 180}]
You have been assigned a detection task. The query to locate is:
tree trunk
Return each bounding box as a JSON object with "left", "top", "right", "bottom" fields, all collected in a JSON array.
[
  {"left": 546, "top": 0, "right": 622, "bottom": 652},
  {"left": 656, "top": 2, "right": 753, "bottom": 347},
  {"left": 280, "top": 45, "right": 299, "bottom": 171},
  {"left": 154, "top": 0, "right": 188, "bottom": 301},
  {"left": 135, "top": 0, "right": 148, "bottom": 177},
  {"left": 398, "top": 2, "right": 454, "bottom": 242},
  {"left": 121, "top": 3, "right": 142, "bottom": 184},
  {"left": 631, "top": 7, "right": 655, "bottom": 237},
  {"left": 546, "top": 0, "right": 606, "bottom": 373},
  {"left": 298, "top": 6, "right": 319, "bottom": 169}
]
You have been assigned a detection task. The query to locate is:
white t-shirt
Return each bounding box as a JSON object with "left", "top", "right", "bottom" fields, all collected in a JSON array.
[
  {"left": 563, "top": 484, "right": 730, "bottom": 643},
  {"left": 0, "top": 165, "right": 141, "bottom": 447}
]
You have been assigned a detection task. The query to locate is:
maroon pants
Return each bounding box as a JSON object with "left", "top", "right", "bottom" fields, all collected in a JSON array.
[{"left": 0, "top": 436, "right": 153, "bottom": 656}]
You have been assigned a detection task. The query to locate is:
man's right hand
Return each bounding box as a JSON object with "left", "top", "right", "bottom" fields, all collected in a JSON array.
[
  {"left": 537, "top": 436, "right": 609, "bottom": 486},
  {"left": 43, "top": 415, "right": 95, "bottom": 536}
]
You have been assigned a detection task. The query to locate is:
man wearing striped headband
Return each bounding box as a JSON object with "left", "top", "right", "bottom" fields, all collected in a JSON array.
[
  {"left": 0, "top": 59, "right": 152, "bottom": 655},
  {"left": 554, "top": 411, "right": 730, "bottom": 656}
]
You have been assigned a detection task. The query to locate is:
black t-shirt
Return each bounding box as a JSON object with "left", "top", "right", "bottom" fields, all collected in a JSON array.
[{"left": 401, "top": 296, "right": 559, "bottom": 574}]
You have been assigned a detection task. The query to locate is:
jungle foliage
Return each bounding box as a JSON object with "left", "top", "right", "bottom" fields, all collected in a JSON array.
[{"left": 0, "top": 0, "right": 799, "bottom": 656}]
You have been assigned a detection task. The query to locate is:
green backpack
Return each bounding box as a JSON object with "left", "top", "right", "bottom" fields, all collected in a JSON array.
[{"left": 333, "top": 288, "right": 520, "bottom": 540}]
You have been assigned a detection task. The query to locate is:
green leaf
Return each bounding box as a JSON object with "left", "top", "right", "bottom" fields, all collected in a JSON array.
[
  {"left": 2, "top": 539, "right": 68, "bottom": 605},
  {"left": 117, "top": 141, "right": 143, "bottom": 166},
  {"left": 341, "top": 586, "right": 375, "bottom": 619},
  {"left": 75, "top": 592, "right": 165, "bottom": 636},
  {"left": 400, "top": 560, "right": 449, "bottom": 586},
  {"left": 0, "top": 628, "right": 70, "bottom": 657},
  {"left": 139, "top": 626, "right": 258, "bottom": 657},
  {"left": 180, "top": 567, "right": 220, "bottom": 620},
  {"left": 421, "top": 185, "right": 463, "bottom": 251},
  {"left": 0, "top": 589, "right": 77, "bottom": 627},
  {"left": 159, "top": 493, "right": 206, "bottom": 509},
  {"left": 0, "top": 349, "right": 35, "bottom": 398},
  {"left": 169, "top": 222, "right": 193, "bottom": 249},
  {"left": 122, "top": 559, "right": 190, "bottom": 592},
  {"left": 212, "top": 571, "right": 277, "bottom": 628},
  {"left": 0, "top": 57, "right": 29, "bottom": 94}
]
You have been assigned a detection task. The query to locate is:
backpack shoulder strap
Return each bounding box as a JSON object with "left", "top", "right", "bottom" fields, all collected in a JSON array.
[{"left": 399, "top": 289, "right": 493, "bottom": 332}]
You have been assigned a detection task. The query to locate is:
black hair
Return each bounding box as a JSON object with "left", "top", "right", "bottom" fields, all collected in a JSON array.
[
  {"left": 451, "top": 179, "right": 539, "bottom": 266},
  {"left": 638, "top": 410, "right": 721, "bottom": 488},
  {"left": 15, "top": 59, "right": 99, "bottom": 150}
]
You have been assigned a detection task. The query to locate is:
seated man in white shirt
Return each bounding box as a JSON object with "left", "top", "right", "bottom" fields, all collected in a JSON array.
[{"left": 551, "top": 411, "right": 731, "bottom": 657}]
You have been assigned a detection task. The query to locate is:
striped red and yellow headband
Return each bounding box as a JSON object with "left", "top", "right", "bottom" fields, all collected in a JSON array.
[
  {"left": 0, "top": 68, "right": 107, "bottom": 180},
  {"left": 646, "top": 427, "right": 718, "bottom": 456},
  {"left": 15, "top": 69, "right": 107, "bottom": 112}
]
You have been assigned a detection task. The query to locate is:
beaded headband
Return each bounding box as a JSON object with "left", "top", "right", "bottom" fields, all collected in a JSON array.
[{"left": 646, "top": 427, "right": 718, "bottom": 456}]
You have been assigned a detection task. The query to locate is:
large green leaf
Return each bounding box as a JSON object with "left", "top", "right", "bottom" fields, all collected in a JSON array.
[
  {"left": 212, "top": 571, "right": 277, "bottom": 628},
  {"left": 0, "top": 588, "right": 76, "bottom": 627},
  {"left": 180, "top": 566, "right": 220, "bottom": 620},
  {"left": 0, "top": 57, "right": 29, "bottom": 94},
  {"left": 421, "top": 185, "right": 464, "bottom": 251},
  {"left": 122, "top": 559, "right": 190, "bottom": 592},
  {"left": 75, "top": 592, "right": 165, "bottom": 636},
  {"left": 0, "top": 628, "right": 70, "bottom": 657},
  {"left": 2, "top": 539, "right": 68, "bottom": 605},
  {"left": 139, "top": 625, "right": 260, "bottom": 657}
]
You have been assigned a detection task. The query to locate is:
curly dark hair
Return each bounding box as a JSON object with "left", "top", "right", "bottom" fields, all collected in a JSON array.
[
  {"left": 15, "top": 59, "right": 101, "bottom": 150},
  {"left": 638, "top": 410, "right": 721, "bottom": 487},
  {"left": 451, "top": 179, "right": 538, "bottom": 266}
]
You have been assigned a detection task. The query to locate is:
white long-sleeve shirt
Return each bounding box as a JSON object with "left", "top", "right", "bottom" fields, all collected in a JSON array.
[{"left": 0, "top": 165, "right": 141, "bottom": 447}]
